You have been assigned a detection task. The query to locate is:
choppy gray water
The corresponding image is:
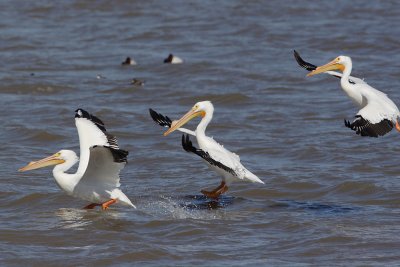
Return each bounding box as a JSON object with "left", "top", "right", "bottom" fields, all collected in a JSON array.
[{"left": 1, "top": 0, "right": 400, "bottom": 266}]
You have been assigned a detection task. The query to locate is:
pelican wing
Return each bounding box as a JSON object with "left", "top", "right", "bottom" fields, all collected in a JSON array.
[
  {"left": 77, "top": 145, "right": 128, "bottom": 187},
  {"left": 149, "top": 108, "right": 173, "bottom": 128},
  {"left": 75, "top": 109, "right": 121, "bottom": 175},
  {"left": 201, "top": 137, "right": 240, "bottom": 164},
  {"left": 181, "top": 134, "right": 235, "bottom": 175},
  {"left": 194, "top": 135, "right": 263, "bottom": 183},
  {"left": 344, "top": 87, "right": 399, "bottom": 137},
  {"left": 345, "top": 99, "right": 394, "bottom": 137},
  {"left": 294, "top": 50, "right": 366, "bottom": 85},
  {"left": 294, "top": 50, "right": 317, "bottom": 71},
  {"left": 344, "top": 115, "right": 393, "bottom": 137},
  {"left": 195, "top": 134, "right": 244, "bottom": 174},
  {"left": 75, "top": 109, "right": 119, "bottom": 150},
  {"left": 149, "top": 108, "right": 196, "bottom": 136}
]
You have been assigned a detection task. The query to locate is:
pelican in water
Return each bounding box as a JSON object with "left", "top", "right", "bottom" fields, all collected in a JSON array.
[
  {"left": 295, "top": 51, "right": 400, "bottom": 137},
  {"left": 150, "top": 101, "right": 264, "bottom": 198},
  {"left": 19, "top": 109, "right": 135, "bottom": 210}
]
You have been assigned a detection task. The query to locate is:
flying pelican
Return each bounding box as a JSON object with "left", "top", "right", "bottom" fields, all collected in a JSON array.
[
  {"left": 19, "top": 109, "right": 135, "bottom": 210},
  {"left": 149, "top": 101, "right": 264, "bottom": 198},
  {"left": 295, "top": 51, "right": 400, "bottom": 137}
]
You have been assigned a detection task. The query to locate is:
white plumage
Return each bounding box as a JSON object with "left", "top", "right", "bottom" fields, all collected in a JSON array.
[
  {"left": 19, "top": 109, "right": 135, "bottom": 209},
  {"left": 304, "top": 54, "right": 400, "bottom": 137},
  {"left": 196, "top": 130, "right": 263, "bottom": 185},
  {"left": 158, "top": 101, "right": 263, "bottom": 198}
]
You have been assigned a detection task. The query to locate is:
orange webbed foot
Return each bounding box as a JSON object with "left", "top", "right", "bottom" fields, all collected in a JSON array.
[
  {"left": 396, "top": 120, "right": 400, "bottom": 133},
  {"left": 101, "top": 199, "right": 117, "bottom": 210},
  {"left": 201, "top": 181, "right": 228, "bottom": 199}
]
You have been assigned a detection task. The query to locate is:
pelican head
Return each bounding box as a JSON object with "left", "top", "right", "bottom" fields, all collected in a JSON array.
[
  {"left": 164, "top": 101, "right": 213, "bottom": 136},
  {"left": 19, "top": 150, "right": 78, "bottom": 172},
  {"left": 307, "top": 55, "right": 351, "bottom": 76}
]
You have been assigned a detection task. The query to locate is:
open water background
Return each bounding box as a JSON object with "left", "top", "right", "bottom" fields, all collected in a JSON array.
[{"left": 1, "top": 1, "right": 400, "bottom": 266}]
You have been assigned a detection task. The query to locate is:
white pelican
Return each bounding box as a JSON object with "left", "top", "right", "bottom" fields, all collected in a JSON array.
[
  {"left": 19, "top": 109, "right": 135, "bottom": 210},
  {"left": 163, "top": 54, "right": 183, "bottom": 64},
  {"left": 150, "top": 101, "right": 264, "bottom": 199},
  {"left": 295, "top": 51, "right": 400, "bottom": 137}
]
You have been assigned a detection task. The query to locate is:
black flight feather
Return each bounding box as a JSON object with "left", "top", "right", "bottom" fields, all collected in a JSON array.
[
  {"left": 344, "top": 115, "right": 393, "bottom": 137},
  {"left": 294, "top": 50, "right": 317, "bottom": 71},
  {"left": 149, "top": 108, "right": 172, "bottom": 128},
  {"left": 181, "top": 134, "right": 236, "bottom": 175},
  {"left": 92, "top": 145, "right": 129, "bottom": 163}
]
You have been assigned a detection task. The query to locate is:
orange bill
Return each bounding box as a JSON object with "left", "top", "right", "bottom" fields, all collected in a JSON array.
[
  {"left": 307, "top": 58, "right": 345, "bottom": 77},
  {"left": 163, "top": 108, "right": 205, "bottom": 136},
  {"left": 19, "top": 152, "right": 65, "bottom": 172}
]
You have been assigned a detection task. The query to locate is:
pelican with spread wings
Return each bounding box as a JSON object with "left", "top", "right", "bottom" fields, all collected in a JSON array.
[{"left": 19, "top": 109, "right": 135, "bottom": 210}]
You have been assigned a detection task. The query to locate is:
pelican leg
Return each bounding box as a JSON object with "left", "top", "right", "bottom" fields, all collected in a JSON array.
[
  {"left": 201, "top": 181, "right": 228, "bottom": 199},
  {"left": 396, "top": 120, "right": 400, "bottom": 133},
  {"left": 220, "top": 183, "right": 229, "bottom": 194},
  {"left": 101, "top": 199, "right": 117, "bottom": 210},
  {"left": 83, "top": 203, "right": 101, "bottom": 209}
]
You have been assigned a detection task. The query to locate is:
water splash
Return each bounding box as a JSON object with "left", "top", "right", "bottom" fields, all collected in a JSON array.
[{"left": 138, "top": 194, "right": 235, "bottom": 220}]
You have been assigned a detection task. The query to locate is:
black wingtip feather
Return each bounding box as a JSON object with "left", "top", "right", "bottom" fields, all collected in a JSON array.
[
  {"left": 181, "top": 134, "right": 191, "bottom": 152},
  {"left": 293, "top": 50, "right": 317, "bottom": 71},
  {"left": 149, "top": 108, "right": 172, "bottom": 128},
  {"left": 344, "top": 116, "right": 393, "bottom": 138},
  {"left": 75, "top": 108, "right": 107, "bottom": 132},
  {"left": 107, "top": 146, "right": 128, "bottom": 163},
  {"left": 110, "top": 148, "right": 129, "bottom": 163}
]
